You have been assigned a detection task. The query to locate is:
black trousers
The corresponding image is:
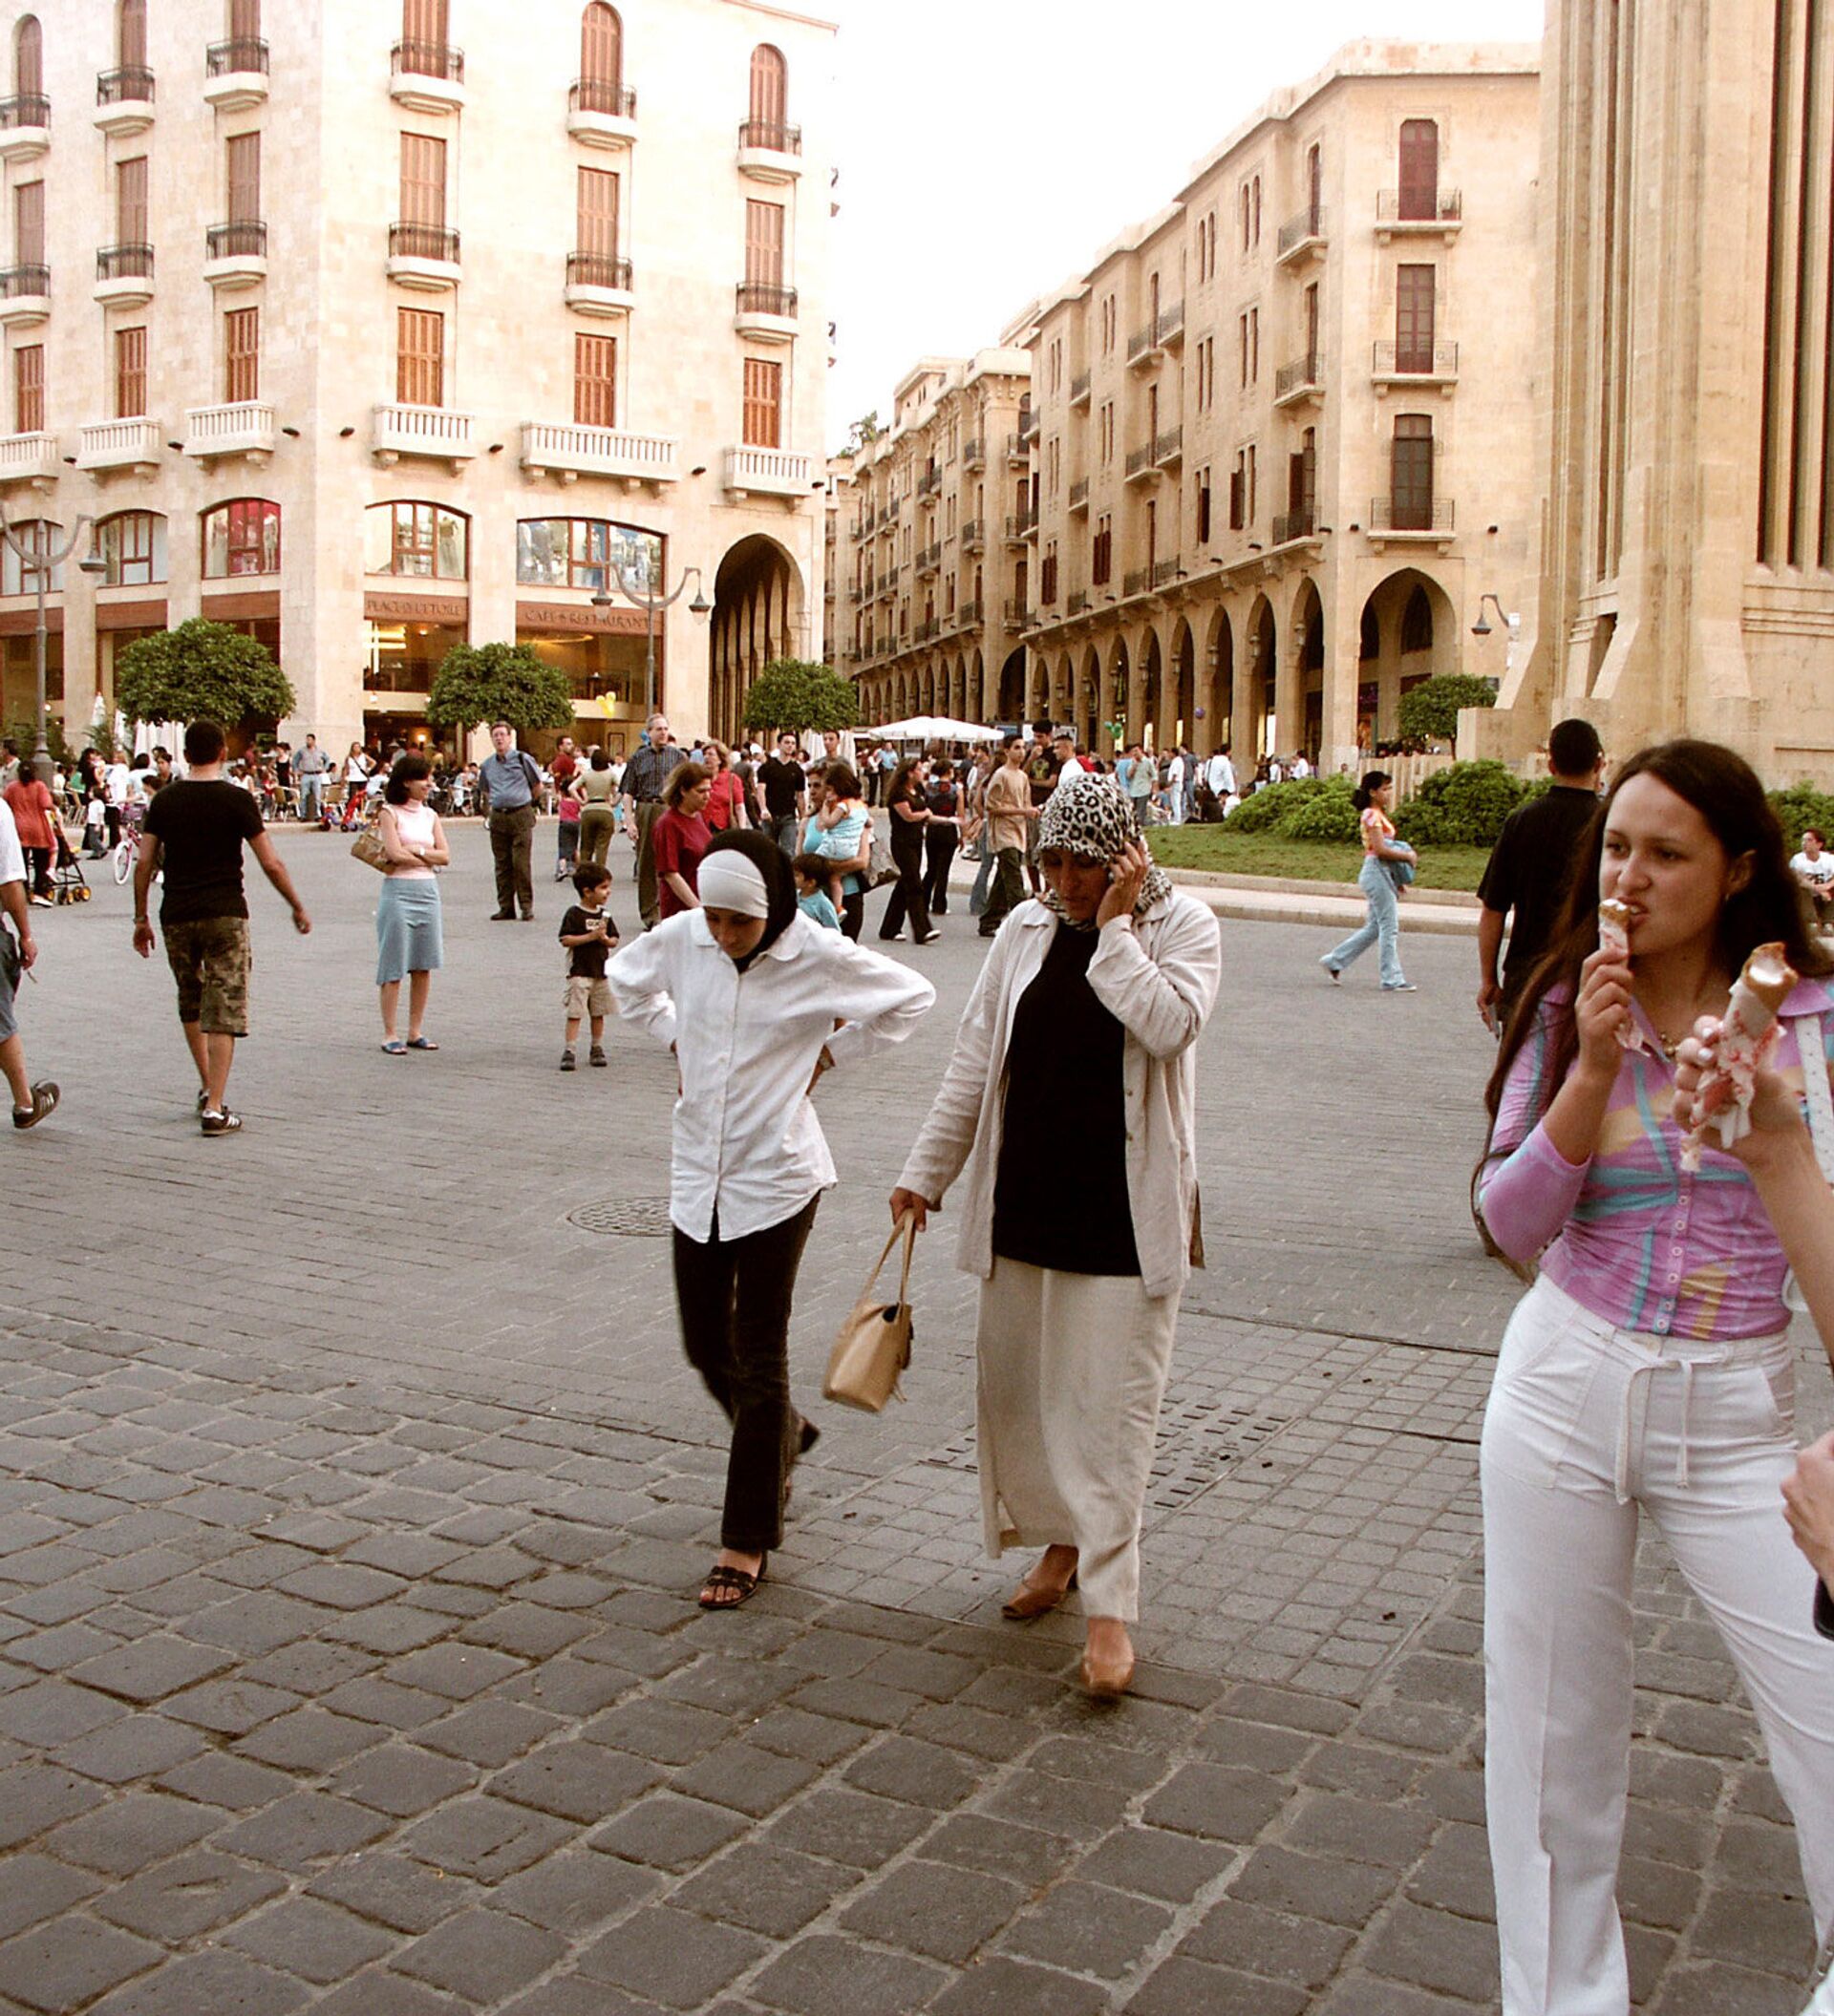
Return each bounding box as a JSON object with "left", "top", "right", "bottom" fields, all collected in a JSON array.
[
  {"left": 839, "top": 890, "right": 864, "bottom": 941},
  {"left": 879, "top": 838, "right": 931, "bottom": 940},
  {"left": 978, "top": 846, "right": 1026, "bottom": 934},
  {"left": 922, "top": 829, "right": 957, "bottom": 914},
  {"left": 672, "top": 1197, "right": 819, "bottom": 1554},
  {"left": 488, "top": 804, "right": 537, "bottom": 914}
]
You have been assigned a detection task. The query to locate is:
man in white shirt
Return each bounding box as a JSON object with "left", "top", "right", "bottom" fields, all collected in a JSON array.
[
  {"left": 104, "top": 752, "right": 132, "bottom": 850},
  {"left": 1793, "top": 827, "right": 1834, "bottom": 926},
  {"left": 1290, "top": 753, "right": 1312, "bottom": 780},
  {"left": 1164, "top": 749, "right": 1186, "bottom": 824},
  {"left": 1052, "top": 733, "right": 1090, "bottom": 782},
  {"left": 1205, "top": 744, "right": 1237, "bottom": 801},
  {"left": 0, "top": 796, "right": 56, "bottom": 1130}
]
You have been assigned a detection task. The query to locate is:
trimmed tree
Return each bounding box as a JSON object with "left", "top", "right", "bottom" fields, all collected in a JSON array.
[
  {"left": 426, "top": 641, "right": 575, "bottom": 742},
  {"left": 1397, "top": 673, "right": 1497, "bottom": 755},
  {"left": 115, "top": 618, "right": 296, "bottom": 734},
  {"left": 739, "top": 658, "right": 860, "bottom": 735}
]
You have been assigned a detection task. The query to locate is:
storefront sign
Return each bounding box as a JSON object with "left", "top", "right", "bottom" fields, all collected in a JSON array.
[
  {"left": 364, "top": 591, "right": 470, "bottom": 624},
  {"left": 516, "top": 600, "right": 648, "bottom": 636}
]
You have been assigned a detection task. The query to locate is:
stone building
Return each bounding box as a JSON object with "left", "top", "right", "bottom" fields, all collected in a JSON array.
[
  {"left": 1468, "top": 0, "right": 1834, "bottom": 785},
  {"left": 0, "top": 0, "right": 833, "bottom": 760},
  {"left": 839, "top": 350, "right": 1033, "bottom": 728},
  {"left": 992, "top": 42, "right": 1539, "bottom": 765}
]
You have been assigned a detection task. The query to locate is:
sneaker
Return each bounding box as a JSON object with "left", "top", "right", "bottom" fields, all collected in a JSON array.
[
  {"left": 560, "top": 1050, "right": 577, "bottom": 1072},
  {"left": 200, "top": 1107, "right": 243, "bottom": 1135},
  {"left": 11, "top": 1081, "right": 57, "bottom": 1130},
  {"left": 917, "top": 931, "right": 942, "bottom": 945},
  {"left": 1381, "top": 981, "right": 1418, "bottom": 992},
  {"left": 881, "top": 931, "right": 906, "bottom": 943},
  {"left": 28, "top": 894, "right": 52, "bottom": 908},
  {"left": 588, "top": 1047, "right": 608, "bottom": 1068}
]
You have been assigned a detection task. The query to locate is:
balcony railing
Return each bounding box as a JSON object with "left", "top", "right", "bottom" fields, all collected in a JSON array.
[
  {"left": 1272, "top": 508, "right": 1316, "bottom": 544},
  {"left": 915, "top": 541, "right": 942, "bottom": 574},
  {"left": 0, "top": 264, "right": 49, "bottom": 297},
  {"left": 1003, "top": 598, "right": 1033, "bottom": 627},
  {"left": 568, "top": 251, "right": 632, "bottom": 291},
  {"left": 913, "top": 617, "right": 939, "bottom": 644},
  {"left": 1018, "top": 404, "right": 1038, "bottom": 443},
  {"left": 1274, "top": 353, "right": 1321, "bottom": 400},
  {"left": 520, "top": 421, "right": 678, "bottom": 485},
  {"left": 1122, "top": 567, "right": 1150, "bottom": 598},
  {"left": 1005, "top": 506, "right": 1037, "bottom": 539},
  {"left": 184, "top": 400, "right": 277, "bottom": 460},
  {"left": 957, "top": 598, "right": 983, "bottom": 626},
  {"left": 962, "top": 436, "right": 984, "bottom": 467},
  {"left": 1276, "top": 205, "right": 1326, "bottom": 258},
  {"left": 1066, "top": 589, "right": 1090, "bottom": 616},
  {"left": 738, "top": 117, "right": 800, "bottom": 155},
  {"left": 373, "top": 403, "right": 477, "bottom": 461},
  {"left": 391, "top": 223, "right": 459, "bottom": 263},
  {"left": 1068, "top": 477, "right": 1089, "bottom": 510},
  {"left": 96, "top": 244, "right": 153, "bottom": 281},
  {"left": 393, "top": 40, "right": 464, "bottom": 82},
  {"left": 736, "top": 280, "right": 798, "bottom": 318},
  {"left": 961, "top": 517, "right": 985, "bottom": 548},
  {"left": 1376, "top": 188, "right": 1462, "bottom": 223},
  {"left": 1372, "top": 339, "right": 1460, "bottom": 378},
  {"left": 878, "top": 570, "right": 898, "bottom": 594},
  {"left": 0, "top": 95, "right": 49, "bottom": 129},
  {"left": 1126, "top": 305, "right": 1184, "bottom": 363},
  {"left": 1154, "top": 425, "right": 1183, "bottom": 465},
  {"left": 1124, "top": 440, "right": 1157, "bottom": 478},
  {"left": 917, "top": 466, "right": 940, "bottom": 498},
  {"left": 1006, "top": 431, "right": 1030, "bottom": 461},
  {"left": 206, "top": 37, "right": 268, "bottom": 75},
  {"left": 570, "top": 78, "right": 635, "bottom": 117},
  {"left": 1069, "top": 370, "right": 1090, "bottom": 405},
  {"left": 878, "top": 500, "right": 902, "bottom": 527},
  {"left": 1152, "top": 555, "right": 1182, "bottom": 587},
  {"left": 1369, "top": 496, "right": 1455, "bottom": 534},
  {"left": 206, "top": 220, "right": 267, "bottom": 260},
  {"left": 96, "top": 66, "right": 154, "bottom": 104}
]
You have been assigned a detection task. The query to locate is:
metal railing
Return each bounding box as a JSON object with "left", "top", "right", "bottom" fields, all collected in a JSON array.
[
  {"left": 1018, "top": 404, "right": 1038, "bottom": 443},
  {"left": 1154, "top": 425, "right": 1183, "bottom": 465},
  {"left": 206, "top": 220, "right": 267, "bottom": 260},
  {"left": 568, "top": 252, "right": 632, "bottom": 291},
  {"left": 1068, "top": 477, "right": 1089, "bottom": 509},
  {"left": 1006, "top": 504, "right": 1037, "bottom": 537},
  {"left": 957, "top": 598, "right": 983, "bottom": 626},
  {"left": 960, "top": 517, "right": 985, "bottom": 547},
  {"left": 1006, "top": 431, "right": 1030, "bottom": 461},
  {"left": 736, "top": 281, "right": 797, "bottom": 317},
  {"left": 96, "top": 65, "right": 155, "bottom": 104},
  {"left": 962, "top": 435, "right": 984, "bottom": 466},
  {"left": 570, "top": 77, "right": 635, "bottom": 117},
  {"left": 1274, "top": 353, "right": 1321, "bottom": 399},
  {"left": 206, "top": 37, "right": 268, "bottom": 74},
  {"left": 1066, "top": 589, "right": 1090, "bottom": 615},
  {"left": 1369, "top": 496, "right": 1455, "bottom": 533},
  {"left": 393, "top": 40, "right": 464, "bottom": 82},
  {"left": 915, "top": 541, "right": 942, "bottom": 573},
  {"left": 96, "top": 244, "right": 153, "bottom": 281},
  {"left": 1003, "top": 598, "right": 1033, "bottom": 626},
  {"left": 738, "top": 117, "right": 800, "bottom": 154},
  {"left": 391, "top": 223, "right": 459, "bottom": 263},
  {"left": 1125, "top": 305, "right": 1184, "bottom": 362},
  {"left": 916, "top": 467, "right": 940, "bottom": 497},
  {"left": 1376, "top": 188, "right": 1461, "bottom": 223},
  {"left": 1276, "top": 204, "right": 1326, "bottom": 257},
  {"left": 0, "top": 94, "right": 49, "bottom": 128},
  {"left": 877, "top": 569, "right": 898, "bottom": 593},
  {"left": 1121, "top": 567, "right": 1150, "bottom": 598},
  {"left": 1372, "top": 339, "right": 1459, "bottom": 377},
  {"left": 1152, "top": 555, "right": 1182, "bottom": 586},
  {"left": 913, "top": 617, "right": 939, "bottom": 644},
  {"left": 1069, "top": 370, "right": 1090, "bottom": 403},
  {"left": 0, "top": 263, "right": 47, "bottom": 297},
  {"left": 1271, "top": 509, "right": 1316, "bottom": 544},
  {"left": 1124, "top": 441, "right": 1157, "bottom": 477},
  {"left": 878, "top": 500, "right": 901, "bottom": 526}
]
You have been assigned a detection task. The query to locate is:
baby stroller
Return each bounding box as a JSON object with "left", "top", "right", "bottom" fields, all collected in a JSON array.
[{"left": 50, "top": 826, "right": 91, "bottom": 904}]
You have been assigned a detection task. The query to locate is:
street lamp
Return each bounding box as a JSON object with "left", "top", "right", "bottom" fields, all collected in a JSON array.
[
  {"left": 590, "top": 556, "right": 713, "bottom": 723},
  {"left": 0, "top": 508, "right": 107, "bottom": 785},
  {"left": 1470, "top": 592, "right": 1522, "bottom": 689}
]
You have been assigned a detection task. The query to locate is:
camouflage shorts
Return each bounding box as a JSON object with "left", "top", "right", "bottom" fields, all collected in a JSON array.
[{"left": 163, "top": 916, "right": 251, "bottom": 1036}]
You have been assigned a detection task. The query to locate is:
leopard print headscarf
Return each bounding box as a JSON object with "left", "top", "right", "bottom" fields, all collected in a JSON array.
[{"left": 1035, "top": 775, "right": 1174, "bottom": 927}]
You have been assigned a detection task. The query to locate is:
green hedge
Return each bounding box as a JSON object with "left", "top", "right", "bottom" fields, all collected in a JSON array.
[
  {"left": 1220, "top": 775, "right": 1339, "bottom": 834},
  {"left": 1769, "top": 781, "right": 1834, "bottom": 844}
]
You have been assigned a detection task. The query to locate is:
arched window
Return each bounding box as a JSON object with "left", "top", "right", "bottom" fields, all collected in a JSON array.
[
  {"left": 117, "top": 0, "right": 146, "bottom": 70},
  {"left": 13, "top": 17, "right": 42, "bottom": 98},
  {"left": 202, "top": 499, "right": 281, "bottom": 578},
  {"left": 364, "top": 501, "right": 468, "bottom": 580},
  {"left": 516, "top": 516, "right": 658, "bottom": 592},
  {"left": 747, "top": 43, "right": 787, "bottom": 143},
  {"left": 1397, "top": 119, "right": 1439, "bottom": 222},
  {"left": 98, "top": 510, "right": 166, "bottom": 586},
  {"left": 1400, "top": 584, "right": 1434, "bottom": 654},
  {"left": 1, "top": 519, "right": 60, "bottom": 595},
  {"left": 580, "top": 4, "right": 622, "bottom": 94}
]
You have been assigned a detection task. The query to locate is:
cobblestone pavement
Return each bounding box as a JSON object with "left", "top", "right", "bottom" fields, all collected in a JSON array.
[{"left": 0, "top": 824, "right": 1826, "bottom": 2014}]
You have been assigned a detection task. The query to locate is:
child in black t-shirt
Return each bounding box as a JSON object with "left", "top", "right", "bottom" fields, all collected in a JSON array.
[{"left": 558, "top": 864, "right": 622, "bottom": 1071}]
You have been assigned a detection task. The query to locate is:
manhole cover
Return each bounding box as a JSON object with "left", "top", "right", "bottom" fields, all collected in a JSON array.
[{"left": 567, "top": 1199, "right": 673, "bottom": 1238}]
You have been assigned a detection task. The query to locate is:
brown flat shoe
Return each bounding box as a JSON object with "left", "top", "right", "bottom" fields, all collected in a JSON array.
[
  {"left": 1079, "top": 1640, "right": 1135, "bottom": 1702},
  {"left": 1002, "top": 1567, "right": 1077, "bottom": 1621}
]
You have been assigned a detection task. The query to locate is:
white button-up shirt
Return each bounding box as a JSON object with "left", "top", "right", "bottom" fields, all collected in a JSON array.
[{"left": 608, "top": 909, "right": 936, "bottom": 1242}]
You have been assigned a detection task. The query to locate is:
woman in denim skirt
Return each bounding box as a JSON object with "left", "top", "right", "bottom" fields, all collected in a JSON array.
[{"left": 374, "top": 753, "right": 449, "bottom": 1053}]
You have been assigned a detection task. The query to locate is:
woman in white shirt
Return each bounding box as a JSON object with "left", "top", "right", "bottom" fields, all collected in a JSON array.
[
  {"left": 608, "top": 831, "right": 935, "bottom": 1610},
  {"left": 375, "top": 753, "right": 450, "bottom": 1053}
]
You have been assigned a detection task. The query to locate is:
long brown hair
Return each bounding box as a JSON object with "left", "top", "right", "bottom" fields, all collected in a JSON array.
[{"left": 1483, "top": 738, "right": 1830, "bottom": 1123}]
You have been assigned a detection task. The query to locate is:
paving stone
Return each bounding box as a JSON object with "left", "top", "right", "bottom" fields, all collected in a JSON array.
[
  {"left": 746, "top": 1706, "right": 871, "bottom": 1766},
  {"left": 671, "top": 1735, "right": 821, "bottom": 1816},
  {"left": 93, "top": 1850, "right": 288, "bottom": 1942},
  {"left": 399, "top": 1795, "right": 577, "bottom": 1881},
  {"left": 592, "top": 1791, "right": 751, "bottom": 1872},
  {"left": 66, "top": 1636, "right": 232, "bottom": 1702},
  {"left": 927, "top": 1957, "right": 1111, "bottom": 2016},
  {"left": 159, "top": 1678, "right": 298, "bottom": 1736},
  {"left": 1365, "top": 1899, "right": 1502, "bottom": 2002},
  {"left": 211, "top": 1791, "right": 393, "bottom": 1872},
  {"left": 0, "top": 1853, "right": 104, "bottom": 1941},
  {"left": 576, "top": 1905, "right": 768, "bottom": 2010},
  {"left": 1651, "top": 1963, "right": 1806, "bottom": 2015},
  {"left": 44, "top": 1790, "right": 223, "bottom": 1876},
  {"left": 0, "top": 1677, "right": 128, "bottom": 1746},
  {"left": 1227, "top": 1843, "right": 1397, "bottom": 1928},
  {"left": 224, "top": 1897, "right": 399, "bottom": 1984},
  {"left": 0, "top": 1917, "right": 164, "bottom": 2013},
  {"left": 672, "top": 1841, "right": 858, "bottom": 1938},
  {"left": 51, "top": 1710, "right": 206, "bottom": 1784},
  {"left": 1075, "top": 1824, "right": 1234, "bottom": 1903},
  {"left": 1404, "top": 1819, "right": 1496, "bottom": 1920},
  {"left": 395, "top": 1907, "right": 569, "bottom": 2002},
  {"left": 153, "top": 1749, "right": 295, "bottom": 1811},
  {"left": 0, "top": 1761, "right": 107, "bottom": 1845},
  {"left": 84, "top": 1950, "right": 310, "bottom": 2016},
  {"left": 842, "top": 1732, "right": 983, "bottom": 1808},
  {"left": 840, "top": 1856, "right": 1028, "bottom": 1963},
  {"left": 1283, "top": 1792, "right": 1437, "bottom": 1869},
  {"left": 925, "top": 1811, "right": 1082, "bottom": 1888},
  {"left": 1122, "top": 1957, "right": 1309, "bottom": 2016},
  {"left": 386, "top": 1643, "right": 526, "bottom": 1702},
  {"left": 331, "top": 1742, "right": 478, "bottom": 1816},
  {"left": 583, "top": 1695, "right": 733, "bottom": 1765},
  {"left": 1141, "top": 1761, "right": 1288, "bottom": 1842},
  {"left": 748, "top": 1931, "right": 949, "bottom": 2016},
  {"left": 418, "top": 1698, "right": 565, "bottom": 1768},
  {"left": 766, "top": 1785, "right": 933, "bottom": 1868},
  {"left": 490, "top": 1848, "right": 660, "bottom": 1933},
  {"left": 1687, "top": 1886, "right": 1819, "bottom": 1977},
  {"left": 234, "top": 1706, "right": 382, "bottom": 1772},
  {"left": 981, "top": 1769, "right": 1132, "bottom": 1839},
  {"left": 1001, "top": 1878, "right": 1175, "bottom": 1979},
  {"left": 309, "top": 1853, "right": 480, "bottom": 1936},
  {"left": 1175, "top": 1896, "right": 1354, "bottom": 1986}
]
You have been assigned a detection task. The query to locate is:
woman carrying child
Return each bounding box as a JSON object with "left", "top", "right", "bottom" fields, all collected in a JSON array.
[{"left": 801, "top": 763, "right": 873, "bottom": 941}]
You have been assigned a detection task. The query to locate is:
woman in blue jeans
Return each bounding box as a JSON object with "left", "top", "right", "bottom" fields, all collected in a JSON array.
[{"left": 1320, "top": 771, "right": 1417, "bottom": 990}]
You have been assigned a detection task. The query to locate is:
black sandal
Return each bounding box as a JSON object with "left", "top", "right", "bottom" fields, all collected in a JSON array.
[{"left": 698, "top": 1557, "right": 766, "bottom": 1610}]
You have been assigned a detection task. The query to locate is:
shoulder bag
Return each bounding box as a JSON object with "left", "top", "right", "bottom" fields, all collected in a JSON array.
[
  {"left": 866, "top": 812, "right": 898, "bottom": 888},
  {"left": 824, "top": 1216, "right": 917, "bottom": 1412},
  {"left": 350, "top": 819, "right": 391, "bottom": 873}
]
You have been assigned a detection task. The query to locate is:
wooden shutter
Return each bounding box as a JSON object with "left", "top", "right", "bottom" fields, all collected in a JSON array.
[
  {"left": 226, "top": 134, "right": 260, "bottom": 223},
  {"left": 400, "top": 135, "right": 446, "bottom": 228},
  {"left": 117, "top": 0, "right": 146, "bottom": 67},
  {"left": 1304, "top": 284, "right": 1319, "bottom": 371},
  {"left": 14, "top": 17, "right": 40, "bottom": 96},
  {"left": 225, "top": 307, "right": 259, "bottom": 403},
  {"left": 574, "top": 332, "right": 617, "bottom": 428},
  {"left": 742, "top": 357, "right": 781, "bottom": 448},
  {"left": 1391, "top": 414, "right": 1434, "bottom": 529},
  {"left": 1395, "top": 265, "right": 1436, "bottom": 372},
  {"left": 14, "top": 344, "right": 41, "bottom": 434},
  {"left": 14, "top": 180, "right": 42, "bottom": 265},
  {"left": 115, "top": 326, "right": 147, "bottom": 418},
  {"left": 397, "top": 308, "right": 443, "bottom": 407},
  {"left": 749, "top": 44, "right": 786, "bottom": 125},
  {"left": 117, "top": 157, "right": 148, "bottom": 244},
  {"left": 581, "top": 3, "right": 621, "bottom": 87},
  {"left": 1398, "top": 120, "right": 1439, "bottom": 221},
  {"left": 577, "top": 167, "right": 619, "bottom": 258},
  {"left": 744, "top": 201, "right": 783, "bottom": 286}
]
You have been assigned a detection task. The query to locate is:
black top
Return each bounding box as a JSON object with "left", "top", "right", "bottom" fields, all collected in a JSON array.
[
  {"left": 992, "top": 923, "right": 1140, "bottom": 1276},
  {"left": 887, "top": 780, "right": 927, "bottom": 858},
  {"left": 1816, "top": 1580, "right": 1833, "bottom": 1643},
  {"left": 756, "top": 756, "right": 805, "bottom": 818},
  {"left": 1477, "top": 785, "right": 1602, "bottom": 998},
  {"left": 623, "top": 743, "right": 684, "bottom": 803},
  {"left": 927, "top": 780, "right": 960, "bottom": 820},
  {"left": 142, "top": 779, "right": 265, "bottom": 925},
  {"left": 560, "top": 903, "right": 620, "bottom": 978}
]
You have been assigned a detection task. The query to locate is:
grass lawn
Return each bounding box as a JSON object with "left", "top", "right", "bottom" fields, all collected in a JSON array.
[{"left": 1145, "top": 825, "right": 1492, "bottom": 893}]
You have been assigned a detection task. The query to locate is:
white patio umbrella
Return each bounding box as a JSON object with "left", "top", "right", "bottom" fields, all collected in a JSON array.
[{"left": 866, "top": 715, "right": 1006, "bottom": 743}]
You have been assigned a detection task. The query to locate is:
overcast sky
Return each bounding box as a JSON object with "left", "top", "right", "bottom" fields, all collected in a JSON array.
[{"left": 822, "top": 0, "right": 1545, "bottom": 450}]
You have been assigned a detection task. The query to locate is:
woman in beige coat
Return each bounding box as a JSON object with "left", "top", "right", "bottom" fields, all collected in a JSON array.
[{"left": 892, "top": 777, "right": 1222, "bottom": 1698}]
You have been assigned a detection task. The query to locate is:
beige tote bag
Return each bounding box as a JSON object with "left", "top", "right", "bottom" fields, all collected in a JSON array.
[{"left": 823, "top": 1216, "right": 917, "bottom": 1412}]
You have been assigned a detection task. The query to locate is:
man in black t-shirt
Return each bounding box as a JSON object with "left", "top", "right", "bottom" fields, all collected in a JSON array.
[
  {"left": 1476, "top": 717, "right": 1605, "bottom": 1031},
  {"left": 753, "top": 732, "right": 809, "bottom": 855},
  {"left": 134, "top": 719, "right": 311, "bottom": 1135}
]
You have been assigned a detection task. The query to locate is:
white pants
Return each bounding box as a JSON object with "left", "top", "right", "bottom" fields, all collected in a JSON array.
[
  {"left": 1482, "top": 1276, "right": 1834, "bottom": 2015},
  {"left": 974, "top": 1258, "right": 1178, "bottom": 1621}
]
